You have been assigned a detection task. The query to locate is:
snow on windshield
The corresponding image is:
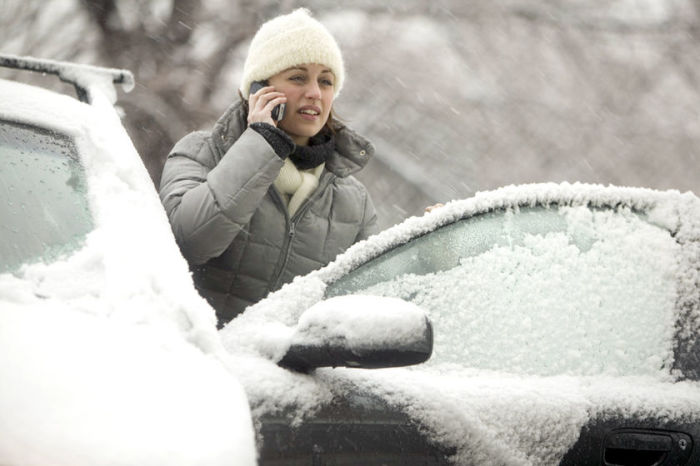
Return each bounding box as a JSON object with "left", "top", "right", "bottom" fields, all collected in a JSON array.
[{"left": 354, "top": 205, "right": 679, "bottom": 377}]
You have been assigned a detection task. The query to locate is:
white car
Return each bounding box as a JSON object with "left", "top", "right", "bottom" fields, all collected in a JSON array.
[
  {"left": 221, "top": 182, "right": 700, "bottom": 465},
  {"left": 0, "top": 55, "right": 257, "bottom": 466}
]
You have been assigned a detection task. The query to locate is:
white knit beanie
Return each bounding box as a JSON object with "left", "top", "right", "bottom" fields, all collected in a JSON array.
[{"left": 239, "top": 8, "right": 345, "bottom": 98}]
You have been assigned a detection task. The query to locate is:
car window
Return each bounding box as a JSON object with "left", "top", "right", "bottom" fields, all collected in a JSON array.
[
  {"left": 326, "top": 205, "right": 681, "bottom": 377},
  {"left": 0, "top": 119, "right": 93, "bottom": 273}
]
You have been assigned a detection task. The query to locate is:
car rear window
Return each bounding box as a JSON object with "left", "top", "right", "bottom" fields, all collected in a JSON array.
[{"left": 0, "top": 119, "right": 93, "bottom": 272}]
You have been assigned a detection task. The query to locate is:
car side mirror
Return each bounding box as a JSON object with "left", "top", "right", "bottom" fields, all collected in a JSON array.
[{"left": 278, "top": 295, "right": 433, "bottom": 372}]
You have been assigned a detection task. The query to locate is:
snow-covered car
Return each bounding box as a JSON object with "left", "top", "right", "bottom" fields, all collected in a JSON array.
[
  {"left": 0, "top": 55, "right": 259, "bottom": 465},
  {"left": 221, "top": 183, "right": 700, "bottom": 465}
]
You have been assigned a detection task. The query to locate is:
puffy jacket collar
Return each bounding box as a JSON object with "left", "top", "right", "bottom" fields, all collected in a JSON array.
[{"left": 212, "top": 98, "right": 374, "bottom": 178}]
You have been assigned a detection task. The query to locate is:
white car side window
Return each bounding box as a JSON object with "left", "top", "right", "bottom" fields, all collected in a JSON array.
[
  {"left": 328, "top": 206, "right": 680, "bottom": 377},
  {"left": 0, "top": 120, "right": 92, "bottom": 272}
]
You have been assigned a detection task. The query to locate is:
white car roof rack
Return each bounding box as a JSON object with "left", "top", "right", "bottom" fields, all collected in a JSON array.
[{"left": 0, "top": 54, "right": 134, "bottom": 104}]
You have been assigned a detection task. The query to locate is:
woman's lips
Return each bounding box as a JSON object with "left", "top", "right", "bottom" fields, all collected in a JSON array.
[{"left": 298, "top": 105, "right": 321, "bottom": 120}]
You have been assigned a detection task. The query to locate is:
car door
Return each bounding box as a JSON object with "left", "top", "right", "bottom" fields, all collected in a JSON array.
[{"left": 320, "top": 189, "right": 700, "bottom": 465}]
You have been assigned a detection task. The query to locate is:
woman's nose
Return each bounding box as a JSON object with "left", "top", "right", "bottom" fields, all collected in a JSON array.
[{"left": 304, "top": 82, "right": 321, "bottom": 100}]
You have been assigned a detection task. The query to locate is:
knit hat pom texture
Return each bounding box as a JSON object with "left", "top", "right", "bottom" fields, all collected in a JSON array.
[{"left": 240, "top": 8, "right": 345, "bottom": 98}]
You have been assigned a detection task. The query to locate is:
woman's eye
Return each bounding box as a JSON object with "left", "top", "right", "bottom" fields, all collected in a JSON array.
[
  {"left": 290, "top": 75, "right": 305, "bottom": 82},
  {"left": 320, "top": 79, "right": 334, "bottom": 87}
]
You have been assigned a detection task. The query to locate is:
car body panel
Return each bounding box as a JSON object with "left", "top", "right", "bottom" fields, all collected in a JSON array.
[{"left": 260, "top": 391, "right": 452, "bottom": 465}]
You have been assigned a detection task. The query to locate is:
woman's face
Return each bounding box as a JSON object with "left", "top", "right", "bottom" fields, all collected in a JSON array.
[{"left": 268, "top": 63, "right": 335, "bottom": 146}]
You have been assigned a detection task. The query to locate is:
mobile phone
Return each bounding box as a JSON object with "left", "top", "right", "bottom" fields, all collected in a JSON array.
[{"left": 249, "top": 80, "right": 286, "bottom": 121}]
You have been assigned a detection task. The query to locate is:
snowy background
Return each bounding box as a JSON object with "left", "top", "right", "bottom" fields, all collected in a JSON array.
[{"left": 1, "top": 0, "right": 699, "bottom": 228}]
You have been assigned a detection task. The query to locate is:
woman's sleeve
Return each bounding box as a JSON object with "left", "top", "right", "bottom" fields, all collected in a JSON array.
[{"left": 159, "top": 127, "right": 288, "bottom": 265}]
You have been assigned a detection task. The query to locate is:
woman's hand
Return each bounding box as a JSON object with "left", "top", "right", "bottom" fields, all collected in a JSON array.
[{"left": 247, "top": 85, "right": 287, "bottom": 126}]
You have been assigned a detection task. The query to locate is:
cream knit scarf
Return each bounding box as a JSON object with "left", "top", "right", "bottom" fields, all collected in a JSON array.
[{"left": 273, "top": 158, "right": 325, "bottom": 216}]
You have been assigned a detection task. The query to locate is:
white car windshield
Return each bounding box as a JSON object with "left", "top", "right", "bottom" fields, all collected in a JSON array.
[
  {"left": 327, "top": 205, "right": 680, "bottom": 377},
  {"left": 0, "top": 119, "right": 93, "bottom": 272}
]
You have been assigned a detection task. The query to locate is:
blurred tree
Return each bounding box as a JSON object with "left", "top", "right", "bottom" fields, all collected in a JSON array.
[
  {"left": 78, "top": 0, "right": 274, "bottom": 184},
  {"left": 2, "top": 0, "right": 699, "bottom": 229}
]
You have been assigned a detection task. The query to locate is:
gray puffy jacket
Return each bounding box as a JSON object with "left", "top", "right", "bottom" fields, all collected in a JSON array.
[{"left": 159, "top": 99, "right": 378, "bottom": 324}]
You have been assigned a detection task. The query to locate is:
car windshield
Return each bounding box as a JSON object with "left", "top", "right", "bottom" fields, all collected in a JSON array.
[
  {"left": 326, "top": 205, "right": 681, "bottom": 377},
  {"left": 0, "top": 120, "right": 93, "bottom": 273}
]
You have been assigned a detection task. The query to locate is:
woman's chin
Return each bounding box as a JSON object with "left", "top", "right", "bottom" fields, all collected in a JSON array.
[{"left": 280, "top": 121, "right": 324, "bottom": 142}]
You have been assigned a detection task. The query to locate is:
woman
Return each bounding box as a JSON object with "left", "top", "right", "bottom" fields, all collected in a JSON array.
[{"left": 159, "top": 9, "right": 378, "bottom": 326}]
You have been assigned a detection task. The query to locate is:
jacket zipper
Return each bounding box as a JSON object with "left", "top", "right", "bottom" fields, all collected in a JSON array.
[
  {"left": 272, "top": 221, "right": 296, "bottom": 290},
  {"left": 269, "top": 172, "right": 335, "bottom": 291}
]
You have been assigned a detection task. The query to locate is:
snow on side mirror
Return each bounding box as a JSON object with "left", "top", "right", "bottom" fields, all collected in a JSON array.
[{"left": 278, "top": 295, "right": 433, "bottom": 372}]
